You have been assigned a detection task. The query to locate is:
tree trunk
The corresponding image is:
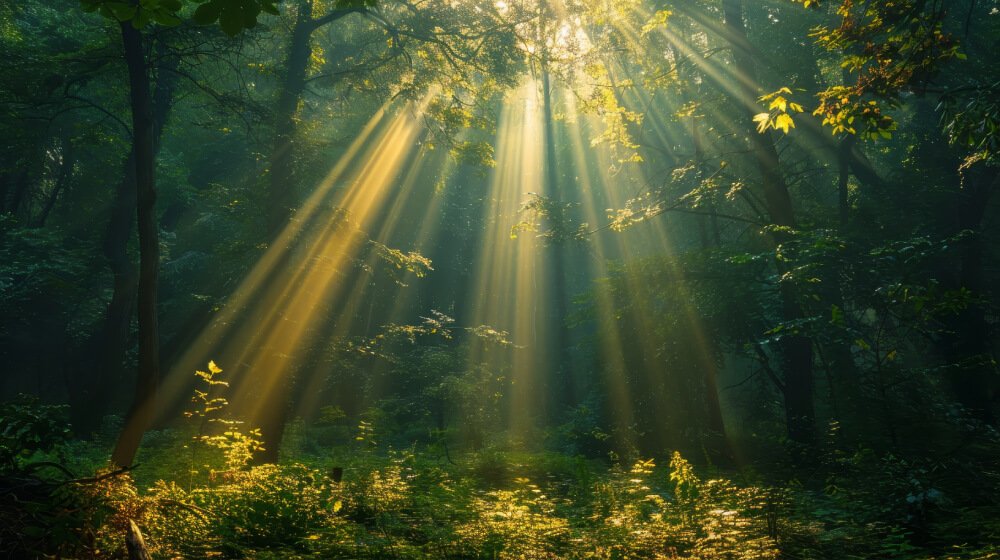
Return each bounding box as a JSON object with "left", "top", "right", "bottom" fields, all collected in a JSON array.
[
  {"left": 125, "top": 519, "right": 152, "bottom": 560},
  {"left": 69, "top": 154, "right": 138, "bottom": 435},
  {"left": 73, "top": 39, "right": 179, "bottom": 437},
  {"left": 943, "top": 167, "right": 999, "bottom": 423},
  {"left": 722, "top": 0, "right": 815, "bottom": 446},
  {"left": 254, "top": 2, "right": 362, "bottom": 462},
  {"left": 4, "top": 167, "right": 31, "bottom": 218},
  {"left": 268, "top": 0, "right": 316, "bottom": 233},
  {"left": 665, "top": 35, "right": 730, "bottom": 459},
  {"left": 837, "top": 135, "right": 854, "bottom": 229},
  {"left": 111, "top": 17, "right": 161, "bottom": 468}
]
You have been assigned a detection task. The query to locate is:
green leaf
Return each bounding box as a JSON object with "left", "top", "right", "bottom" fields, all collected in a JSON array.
[
  {"left": 830, "top": 304, "right": 844, "bottom": 326},
  {"left": 109, "top": 2, "right": 138, "bottom": 21},
  {"left": 192, "top": 1, "right": 223, "bottom": 25},
  {"left": 240, "top": 0, "right": 261, "bottom": 27},
  {"left": 218, "top": 3, "right": 242, "bottom": 35}
]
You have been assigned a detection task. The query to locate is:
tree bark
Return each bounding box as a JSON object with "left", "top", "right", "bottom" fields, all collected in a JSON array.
[
  {"left": 665, "top": 34, "right": 730, "bottom": 460},
  {"left": 267, "top": 1, "right": 363, "bottom": 232},
  {"left": 126, "top": 519, "right": 152, "bottom": 560},
  {"left": 69, "top": 152, "right": 138, "bottom": 435},
  {"left": 267, "top": 0, "right": 316, "bottom": 232},
  {"left": 111, "top": 17, "right": 161, "bottom": 468}
]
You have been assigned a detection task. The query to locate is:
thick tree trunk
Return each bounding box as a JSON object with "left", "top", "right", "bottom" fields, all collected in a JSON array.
[
  {"left": 665, "top": 36, "right": 730, "bottom": 460},
  {"left": 4, "top": 167, "right": 31, "bottom": 218},
  {"left": 722, "top": 0, "right": 815, "bottom": 446},
  {"left": 111, "top": 18, "right": 161, "bottom": 468},
  {"left": 267, "top": 1, "right": 315, "bottom": 232},
  {"left": 837, "top": 135, "right": 854, "bottom": 229},
  {"left": 250, "top": 2, "right": 320, "bottom": 464}
]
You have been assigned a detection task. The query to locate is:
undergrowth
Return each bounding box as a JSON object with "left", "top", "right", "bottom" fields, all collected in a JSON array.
[{"left": 4, "top": 375, "right": 999, "bottom": 559}]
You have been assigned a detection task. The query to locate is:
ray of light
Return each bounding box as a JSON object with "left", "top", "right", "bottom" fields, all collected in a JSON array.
[
  {"left": 561, "top": 93, "right": 637, "bottom": 448},
  {"left": 159, "top": 94, "right": 436, "bottom": 439},
  {"left": 160, "top": 105, "right": 391, "bottom": 405},
  {"left": 292, "top": 141, "right": 453, "bottom": 419},
  {"left": 465, "top": 81, "right": 552, "bottom": 441},
  {"left": 231, "top": 102, "right": 430, "bottom": 427},
  {"left": 590, "top": 52, "right": 733, "bottom": 451}
]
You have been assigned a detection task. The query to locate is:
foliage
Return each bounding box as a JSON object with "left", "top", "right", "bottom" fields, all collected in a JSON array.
[
  {"left": 0, "top": 395, "right": 72, "bottom": 467},
  {"left": 753, "top": 87, "right": 805, "bottom": 135},
  {"left": 79, "top": 0, "right": 279, "bottom": 34},
  {"left": 184, "top": 361, "right": 266, "bottom": 473},
  {"left": 807, "top": 0, "right": 962, "bottom": 139}
]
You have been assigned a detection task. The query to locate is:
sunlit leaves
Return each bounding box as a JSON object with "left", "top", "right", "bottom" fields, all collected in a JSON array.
[
  {"left": 580, "top": 83, "right": 644, "bottom": 167},
  {"left": 804, "top": 0, "right": 960, "bottom": 140},
  {"left": 184, "top": 361, "right": 265, "bottom": 470},
  {"left": 369, "top": 240, "right": 433, "bottom": 279},
  {"left": 606, "top": 191, "right": 664, "bottom": 232},
  {"left": 457, "top": 477, "right": 570, "bottom": 559},
  {"left": 640, "top": 9, "right": 671, "bottom": 37},
  {"left": 468, "top": 325, "right": 513, "bottom": 346},
  {"left": 450, "top": 140, "right": 496, "bottom": 168},
  {"left": 753, "top": 87, "right": 804, "bottom": 135},
  {"left": 510, "top": 193, "right": 587, "bottom": 244},
  {"left": 814, "top": 87, "right": 897, "bottom": 139}
]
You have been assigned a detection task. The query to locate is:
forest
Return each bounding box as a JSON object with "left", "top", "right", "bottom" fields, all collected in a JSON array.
[{"left": 1, "top": 0, "right": 999, "bottom": 557}]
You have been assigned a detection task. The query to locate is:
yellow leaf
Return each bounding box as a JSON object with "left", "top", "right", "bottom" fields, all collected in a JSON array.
[
  {"left": 753, "top": 112, "right": 771, "bottom": 133},
  {"left": 208, "top": 360, "right": 222, "bottom": 374},
  {"left": 769, "top": 96, "right": 788, "bottom": 112},
  {"left": 774, "top": 113, "right": 796, "bottom": 134}
]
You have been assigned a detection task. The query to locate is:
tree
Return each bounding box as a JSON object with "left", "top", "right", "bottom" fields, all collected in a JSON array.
[{"left": 79, "top": 0, "right": 279, "bottom": 467}]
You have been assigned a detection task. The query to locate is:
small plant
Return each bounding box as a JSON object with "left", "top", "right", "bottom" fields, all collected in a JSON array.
[
  {"left": 184, "top": 361, "right": 265, "bottom": 474},
  {"left": 0, "top": 395, "right": 72, "bottom": 468}
]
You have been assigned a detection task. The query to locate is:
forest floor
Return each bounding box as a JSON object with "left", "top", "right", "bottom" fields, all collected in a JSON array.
[{"left": 6, "top": 416, "right": 1000, "bottom": 559}]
